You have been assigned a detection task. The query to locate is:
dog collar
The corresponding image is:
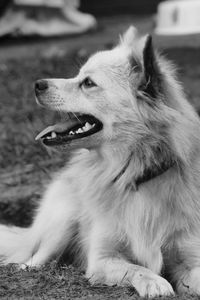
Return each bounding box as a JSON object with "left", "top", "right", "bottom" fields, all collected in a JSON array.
[
  {"left": 112, "top": 153, "right": 176, "bottom": 191},
  {"left": 135, "top": 159, "right": 176, "bottom": 189}
]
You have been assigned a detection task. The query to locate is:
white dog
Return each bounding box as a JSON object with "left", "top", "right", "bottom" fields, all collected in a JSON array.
[{"left": 1, "top": 26, "right": 200, "bottom": 298}]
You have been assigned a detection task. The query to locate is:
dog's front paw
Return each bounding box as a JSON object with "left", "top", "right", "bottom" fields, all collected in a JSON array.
[
  {"left": 87, "top": 266, "right": 174, "bottom": 298},
  {"left": 177, "top": 267, "right": 200, "bottom": 295},
  {"left": 131, "top": 270, "right": 174, "bottom": 298}
]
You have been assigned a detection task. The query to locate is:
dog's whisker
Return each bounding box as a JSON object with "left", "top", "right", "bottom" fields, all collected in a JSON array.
[{"left": 72, "top": 112, "right": 84, "bottom": 125}]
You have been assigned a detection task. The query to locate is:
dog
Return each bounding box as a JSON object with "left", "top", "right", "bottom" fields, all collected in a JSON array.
[{"left": 1, "top": 26, "right": 200, "bottom": 298}]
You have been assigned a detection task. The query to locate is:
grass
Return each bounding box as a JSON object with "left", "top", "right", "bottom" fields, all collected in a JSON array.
[
  {"left": 0, "top": 263, "right": 135, "bottom": 299},
  {"left": 0, "top": 42, "right": 200, "bottom": 299}
]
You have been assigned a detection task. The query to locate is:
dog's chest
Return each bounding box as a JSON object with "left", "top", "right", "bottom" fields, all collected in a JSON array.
[
  {"left": 117, "top": 193, "right": 163, "bottom": 269},
  {"left": 70, "top": 158, "right": 172, "bottom": 273}
]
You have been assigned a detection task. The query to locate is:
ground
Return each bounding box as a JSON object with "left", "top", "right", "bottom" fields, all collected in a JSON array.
[{"left": 0, "top": 15, "right": 200, "bottom": 299}]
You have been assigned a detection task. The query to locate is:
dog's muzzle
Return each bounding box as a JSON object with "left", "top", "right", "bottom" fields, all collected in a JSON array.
[{"left": 35, "top": 79, "right": 103, "bottom": 149}]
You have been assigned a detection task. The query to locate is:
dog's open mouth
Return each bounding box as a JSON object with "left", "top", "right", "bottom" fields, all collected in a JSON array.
[{"left": 36, "top": 113, "right": 103, "bottom": 146}]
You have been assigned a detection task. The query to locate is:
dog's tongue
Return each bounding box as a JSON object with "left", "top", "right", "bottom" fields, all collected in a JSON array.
[{"left": 35, "top": 120, "right": 76, "bottom": 141}]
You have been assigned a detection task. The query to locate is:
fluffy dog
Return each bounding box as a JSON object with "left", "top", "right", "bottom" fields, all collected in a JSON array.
[{"left": 1, "top": 26, "right": 200, "bottom": 298}]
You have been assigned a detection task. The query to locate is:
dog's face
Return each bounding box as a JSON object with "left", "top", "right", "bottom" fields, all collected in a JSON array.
[{"left": 35, "top": 27, "right": 167, "bottom": 152}]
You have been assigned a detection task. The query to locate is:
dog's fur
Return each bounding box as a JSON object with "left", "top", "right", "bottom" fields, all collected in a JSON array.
[{"left": 1, "top": 27, "right": 200, "bottom": 297}]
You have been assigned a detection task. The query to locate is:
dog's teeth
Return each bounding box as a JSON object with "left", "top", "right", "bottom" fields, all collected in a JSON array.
[
  {"left": 76, "top": 128, "right": 84, "bottom": 134},
  {"left": 84, "top": 122, "right": 92, "bottom": 131},
  {"left": 51, "top": 132, "right": 57, "bottom": 138},
  {"left": 69, "top": 122, "right": 95, "bottom": 136}
]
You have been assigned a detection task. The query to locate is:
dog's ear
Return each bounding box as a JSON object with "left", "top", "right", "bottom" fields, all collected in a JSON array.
[
  {"left": 121, "top": 26, "right": 138, "bottom": 47},
  {"left": 122, "top": 29, "right": 163, "bottom": 100},
  {"left": 140, "top": 35, "right": 162, "bottom": 99}
]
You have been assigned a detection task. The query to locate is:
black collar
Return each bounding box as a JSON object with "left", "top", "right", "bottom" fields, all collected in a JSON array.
[
  {"left": 135, "top": 159, "right": 176, "bottom": 189},
  {"left": 112, "top": 156, "right": 176, "bottom": 191}
]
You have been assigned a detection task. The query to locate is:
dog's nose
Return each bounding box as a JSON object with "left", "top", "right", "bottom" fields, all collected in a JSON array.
[{"left": 35, "top": 79, "right": 49, "bottom": 94}]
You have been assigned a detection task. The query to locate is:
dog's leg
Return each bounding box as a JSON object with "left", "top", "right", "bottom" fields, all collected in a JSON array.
[
  {"left": 176, "top": 267, "right": 200, "bottom": 295},
  {"left": 86, "top": 222, "right": 174, "bottom": 298},
  {"left": 171, "top": 237, "right": 200, "bottom": 295},
  {"left": 22, "top": 174, "right": 78, "bottom": 267}
]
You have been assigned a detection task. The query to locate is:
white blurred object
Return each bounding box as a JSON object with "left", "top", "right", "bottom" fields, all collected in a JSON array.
[
  {"left": 63, "top": 1, "right": 96, "bottom": 32},
  {"left": 15, "top": 0, "right": 65, "bottom": 7},
  {"left": 155, "top": 0, "right": 200, "bottom": 35},
  {"left": 15, "top": 0, "right": 80, "bottom": 8},
  {"left": 0, "top": 0, "right": 97, "bottom": 37}
]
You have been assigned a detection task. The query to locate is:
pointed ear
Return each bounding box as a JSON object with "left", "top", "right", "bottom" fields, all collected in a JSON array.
[
  {"left": 141, "top": 35, "right": 162, "bottom": 99},
  {"left": 121, "top": 26, "right": 138, "bottom": 47}
]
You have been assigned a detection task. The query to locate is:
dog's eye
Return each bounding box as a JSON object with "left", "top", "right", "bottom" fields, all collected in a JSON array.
[{"left": 81, "top": 77, "right": 97, "bottom": 89}]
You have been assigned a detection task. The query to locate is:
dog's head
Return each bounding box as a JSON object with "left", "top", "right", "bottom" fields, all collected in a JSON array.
[{"left": 35, "top": 26, "right": 190, "bottom": 155}]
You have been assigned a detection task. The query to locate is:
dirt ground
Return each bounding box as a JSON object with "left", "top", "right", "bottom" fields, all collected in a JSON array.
[{"left": 0, "top": 14, "right": 200, "bottom": 300}]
